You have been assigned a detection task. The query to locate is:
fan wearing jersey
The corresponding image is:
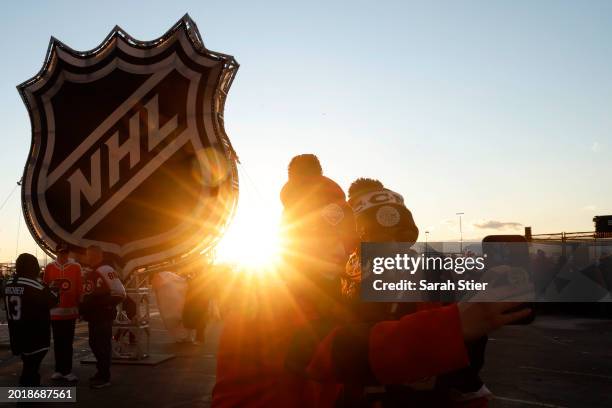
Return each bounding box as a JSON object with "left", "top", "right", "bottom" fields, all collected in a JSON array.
[
  {"left": 81, "top": 245, "right": 126, "bottom": 389},
  {"left": 43, "top": 242, "right": 82, "bottom": 382},
  {"left": 3, "top": 253, "right": 59, "bottom": 386}
]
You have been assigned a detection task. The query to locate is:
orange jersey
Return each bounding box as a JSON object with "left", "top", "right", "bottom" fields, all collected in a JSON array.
[{"left": 43, "top": 260, "right": 82, "bottom": 320}]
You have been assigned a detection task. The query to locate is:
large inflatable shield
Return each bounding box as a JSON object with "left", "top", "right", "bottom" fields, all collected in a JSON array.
[{"left": 18, "top": 15, "right": 239, "bottom": 276}]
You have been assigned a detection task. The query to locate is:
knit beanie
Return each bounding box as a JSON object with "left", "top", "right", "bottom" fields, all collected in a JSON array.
[{"left": 347, "top": 178, "right": 419, "bottom": 243}]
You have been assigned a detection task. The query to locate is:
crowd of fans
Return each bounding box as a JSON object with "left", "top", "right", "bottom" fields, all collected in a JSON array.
[{"left": 2, "top": 245, "right": 125, "bottom": 388}]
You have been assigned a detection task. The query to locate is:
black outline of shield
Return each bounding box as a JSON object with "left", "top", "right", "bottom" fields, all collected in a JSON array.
[{"left": 17, "top": 14, "right": 239, "bottom": 277}]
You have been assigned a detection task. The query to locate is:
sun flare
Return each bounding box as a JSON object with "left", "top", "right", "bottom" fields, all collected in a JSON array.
[{"left": 215, "top": 204, "right": 282, "bottom": 271}]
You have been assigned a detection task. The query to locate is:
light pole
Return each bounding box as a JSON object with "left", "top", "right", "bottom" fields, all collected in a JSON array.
[
  {"left": 425, "top": 231, "right": 429, "bottom": 254},
  {"left": 456, "top": 212, "right": 464, "bottom": 253}
]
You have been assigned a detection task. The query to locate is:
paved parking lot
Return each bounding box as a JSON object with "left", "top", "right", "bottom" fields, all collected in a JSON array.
[
  {"left": 0, "top": 314, "right": 220, "bottom": 408},
  {"left": 485, "top": 316, "right": 612, "bottom": 408},
  {"left": 1, "top": 312, "right": 611, "bottom": 407}
]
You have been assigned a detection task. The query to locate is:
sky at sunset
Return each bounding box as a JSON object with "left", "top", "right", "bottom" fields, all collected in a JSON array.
[{"left": 1, "top": 0, "right": 611, "bottom": 263}]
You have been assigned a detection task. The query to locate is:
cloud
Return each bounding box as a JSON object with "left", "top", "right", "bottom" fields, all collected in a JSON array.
[
  {"left": 591, "top": 141, "right": 601, "bottom": 153},
  {"left": 473, "top": 220, "right": 523, "bottom": 230},
  {"left": 440, "top": 219, "right": 456, "bottom": 226},
  {"left": 583, "top": 204, "right": 597, "bottom": 211}
]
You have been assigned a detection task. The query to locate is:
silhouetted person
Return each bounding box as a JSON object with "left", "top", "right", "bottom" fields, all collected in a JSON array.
[
  {"left": 3, "top": 253, "right": 58, "bottom": 386},
  {"left": 342, "top": 177, "right": 491, "bottom": 407},
  {"left": 80, "top": 245, "right": 126, "bottom": 389},
  {"left": 182, "top": 260, "right": 211, "bottom": 345}
]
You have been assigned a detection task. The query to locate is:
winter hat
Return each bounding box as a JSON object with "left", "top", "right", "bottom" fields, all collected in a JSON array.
[
  {"left": 287, "top": 154, "right": 322, "bottom": 180},
  {"left": 347, "top": 178, "right": 419, "bottom": 243},
  {"left": 280, "top": 154, "right": 357, "bottom": 256},
  {"left": 281, "top": 155, "right": 344, "bottom": 212}
]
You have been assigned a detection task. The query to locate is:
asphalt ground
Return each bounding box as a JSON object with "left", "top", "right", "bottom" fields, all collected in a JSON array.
[
  {"left": 485, "top": 315, "right": 612, "bottom": 408},
  {"left": 0, "top": 313, "right": 221, "bottom": 408},
  {"left": 0, "top": 312, "right": 611, "bottom": 407}
]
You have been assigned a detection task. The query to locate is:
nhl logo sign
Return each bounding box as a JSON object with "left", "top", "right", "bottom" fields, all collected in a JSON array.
[{"left": 18, "top": 15, "right": 239, "bottom": 277}]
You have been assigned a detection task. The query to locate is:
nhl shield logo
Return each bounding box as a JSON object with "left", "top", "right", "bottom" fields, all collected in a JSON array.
[{"left": 18, "top": 15, "right": 239, "bottom": 277}]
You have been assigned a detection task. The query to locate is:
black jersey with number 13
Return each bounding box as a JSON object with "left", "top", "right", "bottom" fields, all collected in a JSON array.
[{"left": 3, "top": 276, "right": 58, "bottom": 355}]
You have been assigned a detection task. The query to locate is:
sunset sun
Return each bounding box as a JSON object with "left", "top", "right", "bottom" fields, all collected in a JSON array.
[{"left": 214, "top": 202, "right": 282, "bottom": 270}]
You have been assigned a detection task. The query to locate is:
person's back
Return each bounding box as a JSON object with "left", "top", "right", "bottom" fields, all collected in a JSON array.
[
  {"left": 214, "top": 155, "right": 352, "bottom": 407},
  {"left": 81, "top": 246, "right": 126, "bottom": 389},
  {"left": 4, "top": 274, "right": 56, "bottom": 355},
  {"left": 3, "top": 253, "right": 58, "bottom": 385}
]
